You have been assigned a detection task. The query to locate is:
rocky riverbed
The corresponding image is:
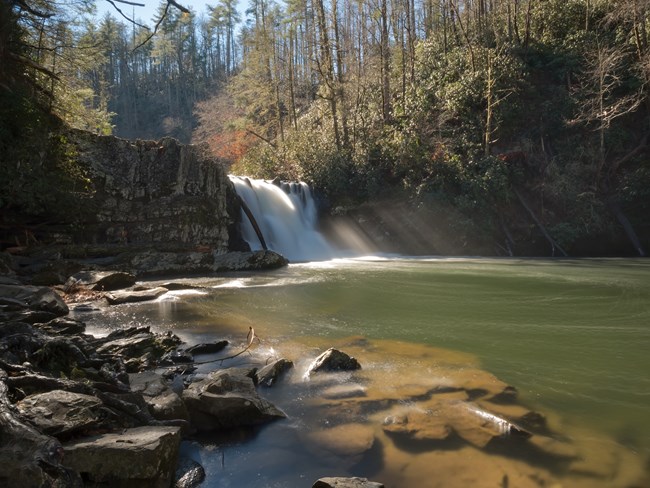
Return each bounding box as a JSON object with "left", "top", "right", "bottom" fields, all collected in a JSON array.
[{"left": 1, "top": 253, "right": 647, "bottom": 488}]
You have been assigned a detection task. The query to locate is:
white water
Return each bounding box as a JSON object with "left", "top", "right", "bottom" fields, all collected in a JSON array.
[{"left": 229, "top": 176, "right": 336, "bottom": 262}]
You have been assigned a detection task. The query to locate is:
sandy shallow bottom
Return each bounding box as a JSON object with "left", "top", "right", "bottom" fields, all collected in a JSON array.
[{"left": 174, "top": 333, "right": 649, "bottom": 488}]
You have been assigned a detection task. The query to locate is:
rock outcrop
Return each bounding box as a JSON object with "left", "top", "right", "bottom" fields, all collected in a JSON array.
[{"left": 69, "top": 130, "right": 240, "bottom": 251}]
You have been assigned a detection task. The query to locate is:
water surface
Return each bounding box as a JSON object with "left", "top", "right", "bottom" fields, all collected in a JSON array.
[{"left": 82, "top": 257, "right": 650, "bottom": 487}]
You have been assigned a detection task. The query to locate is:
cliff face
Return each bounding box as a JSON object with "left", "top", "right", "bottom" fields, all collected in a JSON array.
[{"left": 70, "top": 130, "right": 240, "bottom": 252}]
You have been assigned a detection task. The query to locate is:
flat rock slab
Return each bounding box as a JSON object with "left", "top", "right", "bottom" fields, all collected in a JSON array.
[
  {"left": 313, "top": 477, "right": 385, "bottom": 488},
  {"left": 106, "top": 287, "right": 168, "bottom": 305},
  {"left": 185, "top": 341, "right": 229, "bottom": 355},
  {"left": 62, "top": 426, "right": 181, "bottom": 486}
]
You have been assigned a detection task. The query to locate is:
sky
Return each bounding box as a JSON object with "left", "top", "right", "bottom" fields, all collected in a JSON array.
[{"left": 95, "top": 0, "right": 229, "bottom": 26}]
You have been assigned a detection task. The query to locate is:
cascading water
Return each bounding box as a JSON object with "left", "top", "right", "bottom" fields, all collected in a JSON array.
[{"left": 229, "top": 176, "right": 336, "bottom": 262}]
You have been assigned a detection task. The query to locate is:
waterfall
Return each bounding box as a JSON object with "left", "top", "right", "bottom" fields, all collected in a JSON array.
[{"left": 229, "top": 176, "right": 335, "bottom": 262}]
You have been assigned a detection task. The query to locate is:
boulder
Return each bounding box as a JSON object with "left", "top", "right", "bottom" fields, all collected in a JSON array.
[
  {"left": 66, "top": 270, "right": 136, "bottom": 291},
  {"left": 0, "top": 284, "right": 68, "bottom": 316},
  {"left": 306, "top": 348, "right": 361, "bottom": 377},
  {"left": 105, "top": 286, "right": 168, "bottom": 305},
  {"left": 182, "top": 368, "right": 285, "bottom": 431},
  {"left": 185, "top": 340, "right": 229, "bottom": 355},
  {"left": 255, "top": 358, "right": 293, "bottom": 387},
  {"left": 304, "top": 423, "right": 375, "bottom": 463},
  {"left": 312, "top": 477, "right": 385, "bottom": 488},
  {"left": 174, "top": 457, "right": 206, "bottom": 488},
  {"left": 62, "top": 426, "right": 181, "bottom": 487},
  {"left": 16, "top": 390, "right": 110, "bottom": 437},
  {"left": 34, "top": 317, "right": 86, "bottom": 335},
  {"left": 129, "top": 371, "right": 189, "bottom": 422},
  {"left": 212, "top": 250, "right": 289, "bottom": 271}
]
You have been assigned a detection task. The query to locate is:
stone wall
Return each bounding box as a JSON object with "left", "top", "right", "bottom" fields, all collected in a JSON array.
[{"left": 69, "top": 130, "right": 241, "bottom": 252}]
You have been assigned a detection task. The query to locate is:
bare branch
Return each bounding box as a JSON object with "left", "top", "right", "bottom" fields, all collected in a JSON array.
[{"left": 105, "top": 0, "right": 149, "bottom": 29}]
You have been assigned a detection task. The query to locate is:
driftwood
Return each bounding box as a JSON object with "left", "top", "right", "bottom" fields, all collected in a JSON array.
[
  {"left": 514, "top": 189, "right": 568, "bottom": 257},
  {"left": 239, "top": 198, "right": 268, "bottom": 251}
]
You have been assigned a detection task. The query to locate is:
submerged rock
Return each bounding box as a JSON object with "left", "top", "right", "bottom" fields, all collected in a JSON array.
[
  {"left": 182, "top": 368, "right": 286, "bottom": 431},
  {"left": 304, "top": 423, "right": 375, "bottom": 465},
  {"left": 312, "top": 477, "right": 384, "bottom": 488}
]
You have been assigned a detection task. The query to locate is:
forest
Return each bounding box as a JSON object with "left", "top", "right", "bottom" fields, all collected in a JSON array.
[{"left": 1, "top": 0, "right": 649, "bottom": 256}]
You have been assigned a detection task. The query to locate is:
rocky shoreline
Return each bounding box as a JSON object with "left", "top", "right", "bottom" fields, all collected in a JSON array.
[
  {"left": 0, "top": 254, "right": 385, "bottom": 488},
  {"left": 1, "top": 251, "right": 648, "bottom": 488}
]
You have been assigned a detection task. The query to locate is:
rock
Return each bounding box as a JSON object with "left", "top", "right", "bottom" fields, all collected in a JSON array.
[
  {"left": 160, "top": 350, "right": 194, "bottom": 365},
  {"left": 182, "top": 368, "right": 286, "bottom": 431},
  {"left": 322, "top": 384, "right": 367, "bottom": 399},
  {"left": 312, "top": 477, "right": 385, "bottom": 488},
  {"left": 62, "top": 426, "right": 181, "bottom": 487},
  {"left": 129, "top": 371, "right": 189, "bottom": 422},
  {"left": 383, "top": 409, "right": 452, "bottom": 442},
  {"left": 306, "top": 348, "right": 361, "bottom": 377},
  {"left": 34, "top": 317, "right": 86, "bottom": 335},
  {"left": 66, "top": 270, "right": 136, "bottom": 291},
  {"left": 15, "top": 390, "right": 109, "bottom": 437},
  {"left": 185, "top": 340, "right": 229, "bottom": 355},
  {"left": 305, "top": 423, "right": 375, "bottom": 462},
  {"left": 68, "top": 130, "right": 237, "bottom": 251},
  {"left": 255, "top": 358, "right": 293, "bottom": 387},
  {"left": 174, "top": 457, "right": 206, "bottom": 488},
  {"left": 105, "top": 286, "right": 168, "bottom": 305},
  {"left": 212, "top": 250, "right": 289, "bottom": 271},
  {"left": 0, "top": 284, "right": 68, "bottom": 316}
]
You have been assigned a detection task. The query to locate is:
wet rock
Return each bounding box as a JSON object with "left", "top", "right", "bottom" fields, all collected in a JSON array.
[
  {"left": 174, "top": 457, "right": 206, "bottom": 488},
  {"left": 0, "top": 284, "right": 68, "bottom": 316},
  {"left": 105, "top": 286, "right": 168, "bottom": 305},
  {"left": 182, "top": 368, "right": 286, "bottom": 431},
  {"left": 15, "top": 390, "right": 109, "bottom": 437},
  {"left": 212, "top": 250, "right": 289, "bottom": 271},
  {"left": 161, "top": 350, "right": 194, "bottom": 365},
  {"left": 94, "top": 327, "right": 180, "bottom": 365},
  {"left": 185, "top": 340, "right": 229, "bottom": 355},
  {"left": 312, "top": 477, "right": 384, "bottom": 488},
  {"left": 255, "top": 358, "right": 293, "bottom": 387},
  {"left": 66, "top": 270, "right": 136, "bottom": 291},
  {"left": 130, "top": 371, "right": 189, "bottom": 422},
  {"left": 383, "top": 409, "right": 452, "bottom": 442},
  {"left": 34, "top": 317, "right": 86, "bottom": 335},
  {"left": 306, "top": 348, "right": 361, "bottom": 377},
  {"left": 62, "top": 426, "right": 181, "bottom": 487}
]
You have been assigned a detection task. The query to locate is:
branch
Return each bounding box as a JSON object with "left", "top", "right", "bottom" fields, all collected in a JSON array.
[
  {"left": 8, "top": 52, "right": 60, "bottom": 80},
  {"left": 110, "top": 0, "right": 145, "bottom": 6},
  {"left": 245, "top": 128, "right": 277, "bottom": 148},
  {"left": 167, "top": 0, "right": 190, "bottom": 14},
  {"left": 132, "top": 3, "right": 169, "bottom": 51},
  {"left": 105, "top": 0, "right": 149, "bottom": 30}
]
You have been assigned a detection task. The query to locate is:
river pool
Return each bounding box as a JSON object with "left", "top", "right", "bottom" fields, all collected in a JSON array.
[{"left": 80, "top": 257, "right": 650, "bottom": 487}]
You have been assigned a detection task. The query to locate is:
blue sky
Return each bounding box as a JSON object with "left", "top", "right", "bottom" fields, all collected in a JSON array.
[{"left": 96, "top": 0, "right": 228, "bottom": 26}]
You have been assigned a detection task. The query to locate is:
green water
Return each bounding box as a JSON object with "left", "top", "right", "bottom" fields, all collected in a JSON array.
[{"left": 88, "top": 257, "right": 650, "bottom": 486}]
